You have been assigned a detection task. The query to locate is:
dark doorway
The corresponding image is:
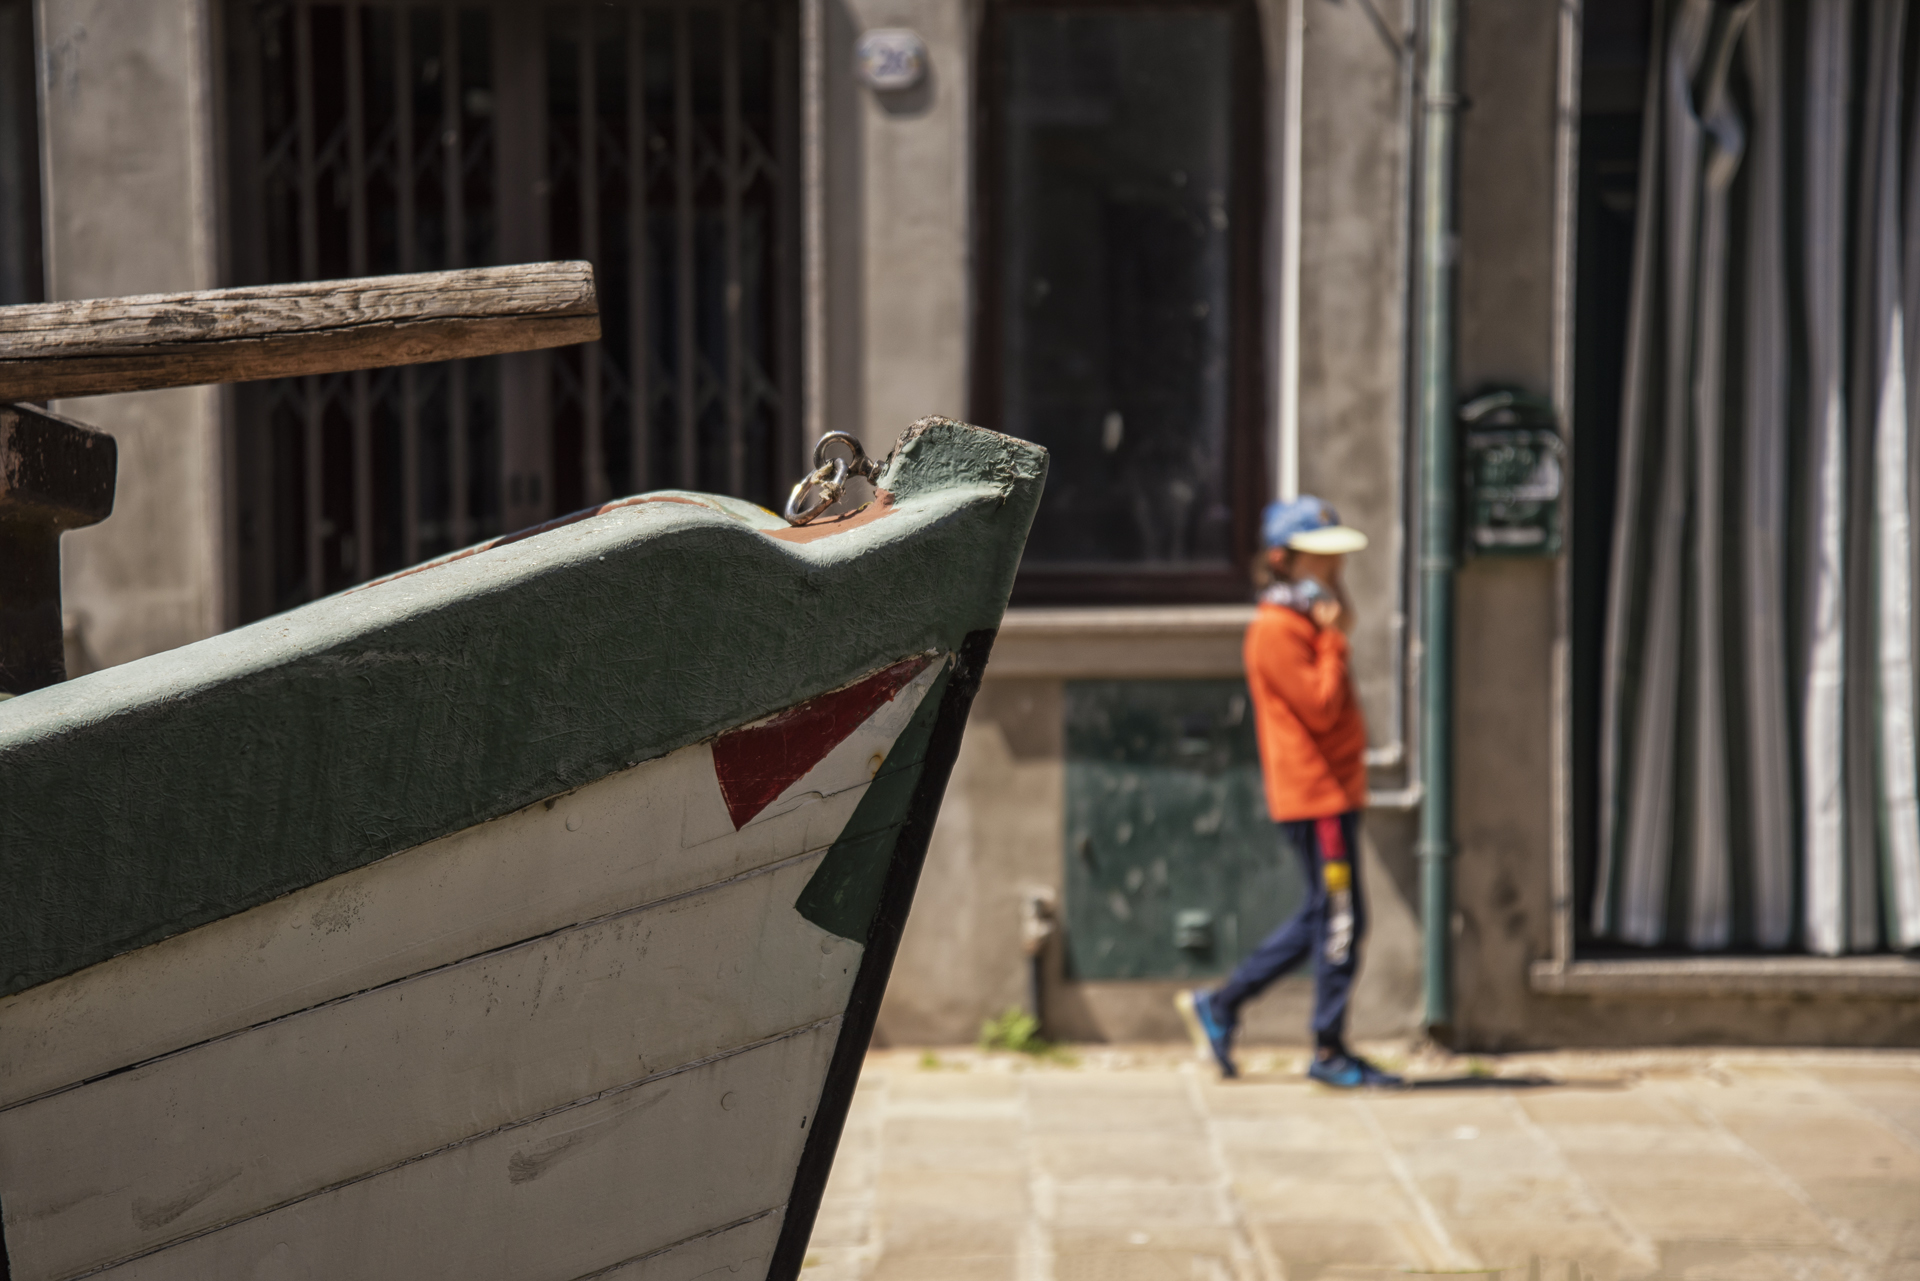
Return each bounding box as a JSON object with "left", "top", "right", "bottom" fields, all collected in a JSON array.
[{"left": 1570, "top": 0, "right": 1653, "bottom": 951}]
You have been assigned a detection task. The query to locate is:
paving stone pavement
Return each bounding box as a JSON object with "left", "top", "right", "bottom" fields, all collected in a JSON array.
[{"left": 800, "top": 1044, "right": 1920, "bottom": 1281}]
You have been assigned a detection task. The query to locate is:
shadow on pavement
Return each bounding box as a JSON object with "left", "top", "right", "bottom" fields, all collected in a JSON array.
[{"left": 1399, "top": 1074, "right": 1625, "bottom": 1091}]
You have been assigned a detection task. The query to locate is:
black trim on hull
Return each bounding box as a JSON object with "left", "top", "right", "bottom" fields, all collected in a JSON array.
[{"left": 767, "top": 627, "right": 998, "bottom": 1281}]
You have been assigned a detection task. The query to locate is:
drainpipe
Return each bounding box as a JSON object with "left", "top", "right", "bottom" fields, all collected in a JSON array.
[{"left": 1413, "top": 0, "right": 1459, "bottom": 1038}]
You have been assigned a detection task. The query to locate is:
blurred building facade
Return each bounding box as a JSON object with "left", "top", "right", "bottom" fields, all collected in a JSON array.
[{"left": 11, "top": 0, "right": 1920, "bottom": 1050}]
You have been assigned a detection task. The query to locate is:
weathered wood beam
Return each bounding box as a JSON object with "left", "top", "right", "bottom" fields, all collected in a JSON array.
[
  {"left": 0, "top": 261, "right": 599, "bottom": 402},
  {"left": 0, "top": 403, "right": 116, "bottom": 696}
]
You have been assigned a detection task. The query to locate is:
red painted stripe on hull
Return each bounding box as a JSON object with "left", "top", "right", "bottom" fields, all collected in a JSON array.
[{"left": 712, "top": 655, "right": 934, "bottom": 829}]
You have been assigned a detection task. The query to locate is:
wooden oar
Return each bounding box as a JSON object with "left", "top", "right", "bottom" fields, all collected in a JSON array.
[
  {"left": 0, "top": 260, "right": 598, "bottom": 402},
  {"left": 0, "top": 262, "right": 598, "bottom": 696}
]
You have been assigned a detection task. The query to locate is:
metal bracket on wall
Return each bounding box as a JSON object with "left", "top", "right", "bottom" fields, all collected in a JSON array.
[{"left": 1367, "top": 782, "right": 1425, "bottom": 811}]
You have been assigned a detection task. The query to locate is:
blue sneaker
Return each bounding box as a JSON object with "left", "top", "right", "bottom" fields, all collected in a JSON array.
[
  {"left": 1308, "top": 1049, "right": 1406, "bottom": 1089},
  {"left": 1354, "top": 1055, "right": 1407, "bottom": 1089},
  {"left": 1307, "top": 1051, "right": 1365, "bottom": 1088},
  {"left": 1175, "top": 989, "right": 1238, "bottom": 1079}
]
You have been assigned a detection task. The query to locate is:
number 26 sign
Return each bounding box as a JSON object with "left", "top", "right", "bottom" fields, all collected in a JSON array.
[{"left": 855, "top": 29, "right": 928, "bottom": 92}]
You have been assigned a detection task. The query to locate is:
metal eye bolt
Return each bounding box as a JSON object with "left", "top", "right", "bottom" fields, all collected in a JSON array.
[{"left": 784, "top": 432, "right": 884, "bottom": 525}]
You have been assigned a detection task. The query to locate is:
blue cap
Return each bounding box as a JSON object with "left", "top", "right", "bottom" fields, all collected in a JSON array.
[{"left": 1260, "top": 496, "right": 1370, "bottom": 554}]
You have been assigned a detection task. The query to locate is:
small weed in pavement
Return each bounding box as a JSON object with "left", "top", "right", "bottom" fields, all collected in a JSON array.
[{"left": 979, "top": 1007, "right": 1077, "bottom": 1063}]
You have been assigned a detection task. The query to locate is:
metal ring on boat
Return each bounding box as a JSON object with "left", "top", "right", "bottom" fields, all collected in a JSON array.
[
  {"left": 813, "top": 431, "right": 885, "bottom": 485},
  {"left": 784, "top": 457, "right": 850, "bottom": 525}
]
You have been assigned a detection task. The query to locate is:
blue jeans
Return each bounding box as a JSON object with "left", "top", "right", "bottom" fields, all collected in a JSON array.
[{"left": 1208, "top": 810, "right": 1365, "bottom": 1050}]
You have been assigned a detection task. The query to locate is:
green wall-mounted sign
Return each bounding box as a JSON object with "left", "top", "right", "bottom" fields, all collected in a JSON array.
[{"left": 1461, "top": 388, "right": 1562, "bottom": 557}]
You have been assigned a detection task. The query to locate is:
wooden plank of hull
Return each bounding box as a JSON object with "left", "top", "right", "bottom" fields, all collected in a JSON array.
[
  {"left": 88, "top": 1024, "right": 834, "bottom": 1281},
  {"left": 0, "top": 857, "right": 856, "bottom": 1281},
  {"left": 0, "top": 660, "right": 941, "bottom": 1111},
  {"left": 587, "top": 1211, "right": 786, "bottom": 1281}
]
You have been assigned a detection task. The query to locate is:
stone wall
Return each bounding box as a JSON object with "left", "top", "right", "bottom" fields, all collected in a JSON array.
[{"left": 39, "top": 0, "right": 228, "bottom": 672}]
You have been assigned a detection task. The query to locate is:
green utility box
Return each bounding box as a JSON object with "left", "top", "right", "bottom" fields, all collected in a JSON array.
[
  {"left": 1063, "top": 680, "right": 1305, "bottom": 980},
  {"left": 1461, "top": 388, "right": 1563, "bottom": 557}
]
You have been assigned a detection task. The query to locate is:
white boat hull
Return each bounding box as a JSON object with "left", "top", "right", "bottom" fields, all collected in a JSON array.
[{"left": 0, "top": 661, "right": 943, "bottom": 1281}]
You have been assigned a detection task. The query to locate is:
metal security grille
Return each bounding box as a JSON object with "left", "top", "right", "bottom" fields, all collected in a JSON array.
[{"left": 225, "top": 0, "right": 799, "bottom": 618}]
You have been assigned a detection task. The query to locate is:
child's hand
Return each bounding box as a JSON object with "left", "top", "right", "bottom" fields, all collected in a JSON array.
[{"left": 1310, "top": 599, "right": 1345, "bottom": 631}]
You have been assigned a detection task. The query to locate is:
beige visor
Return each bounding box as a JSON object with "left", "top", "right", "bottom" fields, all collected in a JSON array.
[{"left": 1288, "top": 525, "right": 1370, "bottom": 554}]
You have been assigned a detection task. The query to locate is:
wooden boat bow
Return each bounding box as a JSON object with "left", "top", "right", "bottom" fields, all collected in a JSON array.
[{"left": 0, "top": 415, "right": 1046, "bottom": 1281}]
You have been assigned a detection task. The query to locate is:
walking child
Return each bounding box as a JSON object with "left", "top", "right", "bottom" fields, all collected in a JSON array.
[{"left": 1175, "top": 497, "right": 1403, "bottom": 1088}]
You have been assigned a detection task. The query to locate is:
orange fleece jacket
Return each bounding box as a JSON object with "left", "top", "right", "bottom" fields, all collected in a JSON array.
[{"left": 1244, "top": 602, "right": 1368, "bottom": 821}]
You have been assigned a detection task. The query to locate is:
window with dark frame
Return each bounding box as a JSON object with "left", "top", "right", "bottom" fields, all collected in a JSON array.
[
  {"left": 974, "top": 0, "right": 1266, "bottom": 606},
  {"left": 224, "top": 0, "right": 800, "bottom": 621}
]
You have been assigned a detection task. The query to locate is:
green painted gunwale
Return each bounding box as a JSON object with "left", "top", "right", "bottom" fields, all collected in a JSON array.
[{"left": 0, "top": 419, "right": 1046, "bottom": 998}]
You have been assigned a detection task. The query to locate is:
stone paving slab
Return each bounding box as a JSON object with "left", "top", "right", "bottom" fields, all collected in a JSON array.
[{"left": 802, "top": 1044, "right": 1920, "bottom": 1281}]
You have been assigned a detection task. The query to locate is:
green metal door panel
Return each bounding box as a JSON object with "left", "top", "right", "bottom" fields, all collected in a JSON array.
[{"left": 1063, "top": 680, "right": 1305, "bottom": 980}]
